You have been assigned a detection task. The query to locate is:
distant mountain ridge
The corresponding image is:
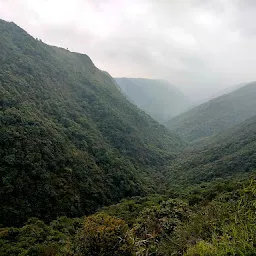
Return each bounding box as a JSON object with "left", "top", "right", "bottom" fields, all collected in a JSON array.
[
  {"left": 166, "top": 82, "right": 256, "bottom": 141},
  {"left": 115, "top": 78, "right": 191, "bottom": 123}
]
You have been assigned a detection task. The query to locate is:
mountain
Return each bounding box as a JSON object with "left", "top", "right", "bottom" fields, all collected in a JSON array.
[
  {"left": 166, "top": 82, "right": 256, "bottom": 141},
  {"left": 115, "top": 78, "right": 191, "bottom": 123},
  {"left": 0, "top": 20, "right": 184, "bottom": 226},
  {"left": 0, "top": 20, "right": 255, "bottom": 255},
  {"left": 192, "top": 83, "right": 246, "bottom": 106},
  {"left": 166, "top": 116, "right": 256, "bottom": 185},
  {"left": 207, "top": 83, "right": 246, "bottom": 101}
]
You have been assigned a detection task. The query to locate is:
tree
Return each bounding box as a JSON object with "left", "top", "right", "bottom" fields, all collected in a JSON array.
[{"left": 76, "top": 213, "right": 133, "bottom": 256}]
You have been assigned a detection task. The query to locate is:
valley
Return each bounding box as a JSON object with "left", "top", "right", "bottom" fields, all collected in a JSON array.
[{"left": 0, "top": 19, "right": 255, "bottom": 256}]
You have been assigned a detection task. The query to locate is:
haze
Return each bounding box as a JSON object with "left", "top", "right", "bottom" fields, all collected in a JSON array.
[{"left": 1, "top": 0, "right": 256, "bottom": 100}]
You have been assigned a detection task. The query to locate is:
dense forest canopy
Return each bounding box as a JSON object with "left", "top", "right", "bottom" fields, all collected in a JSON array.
[
  {"left": 1, "top": 175, "right": 256, "bottom": 255},
  {"left": 0, "top": 19, "right": 256, "bottom": 256},
  {"left": 0, "top": 19, "right": 183, "bottom": 226},
  {"left": 166, "top": 116, "right": 256, "bottom": 185}
]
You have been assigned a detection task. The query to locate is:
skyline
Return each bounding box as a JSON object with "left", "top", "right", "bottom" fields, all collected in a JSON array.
[{"left": 1, "top": 0, "right": 256, "bottom": 100}]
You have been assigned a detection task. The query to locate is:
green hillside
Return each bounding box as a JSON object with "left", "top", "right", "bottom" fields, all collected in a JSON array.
[
  {"left": 0, "top": 20, "right": 183, "bottom": 226},
  {"left": 1, "top": 19, "right": 256, "bottom": 256},
  {"left": 166, "top": 82, "right": 256, "bottom": 141},
  {"left": 166, "top": 116, "right": 256, "bottom": 185},
  {"left": 1, "top": 173, "right": 255, "bottom": 256},
  {"left": 115, "top": 78, "right": 191, "bottom": 123}
]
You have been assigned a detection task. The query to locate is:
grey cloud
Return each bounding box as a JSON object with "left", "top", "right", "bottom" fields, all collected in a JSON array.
[{"left": 1, "top": 0, "right": 256, "bottom": 100}]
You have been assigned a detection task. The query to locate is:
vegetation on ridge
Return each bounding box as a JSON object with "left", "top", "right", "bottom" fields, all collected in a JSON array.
[
  {"left": 166, "top": 82, "right": 256, "bottom": 141},
  {"left": 1, "top": 19, "right": 256, "bottom": 255},
  {"left": 1, "top": 175, "right": 255, "bottom": 255},
  {"left": 0, "top": 19, "right": 183, "bottom": 226},
  {"left": 166, "top": 116, "right": 256, "bottom": 185}
]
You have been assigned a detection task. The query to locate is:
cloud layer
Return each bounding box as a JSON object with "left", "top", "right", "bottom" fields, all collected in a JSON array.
[{"left": 1, "top": 0, "right": 256, "bottom": 100}]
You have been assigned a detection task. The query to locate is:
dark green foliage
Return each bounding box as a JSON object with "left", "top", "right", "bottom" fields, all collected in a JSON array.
[
  {"left": 101, "top": 195, "right": 167, "bottom": 225},
  {"left": 167, "top": 83, "right": 256, "bottom": 141},
  {"left": 1, "top": 18, "right": 256, "bottom": 255},
  {"left": 166, "top": 117, "right": 256, "bottom": 185},
  {"left": 76, "top": 213, "right": 133, "bottom": 256},
  {"left": 115, "top": 78, "right": 191, "bottom": 123},
  {"left": 132, "top": 199, "right": 190, "bottom": 255},
  {"left": 128, "top": 176, "right": 256, "bottom": 255},
  {"left": 101, "top": 177, "right": 244, "bottom": 225},
  {"left": 0, "top": 19, "right": 184, "bottom": 226},
  {"left": 1, "top": 176, "right": 255, "bottom": 255},
  {"left": 0, "top": 216, "right": 81, "bottom": 256},
  {"left": 179, "top": 178, "right": 256, "bottom": 256}
]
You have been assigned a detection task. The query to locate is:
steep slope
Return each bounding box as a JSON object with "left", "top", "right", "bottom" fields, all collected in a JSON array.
[
  {"left": 166, "top": 82, "right": 256, "bottom": 141},
  {"left": 115, "top": 78, "right": 191, "bottom": 123},
  {"left": 166, "top": 116, "right": 256, "bottom": 185},
  {"left": 208, "top": 83, "right": 246, "bottom": 101},
  {"left": 0, "top": 20, "right": 184, "bottom": 226}
]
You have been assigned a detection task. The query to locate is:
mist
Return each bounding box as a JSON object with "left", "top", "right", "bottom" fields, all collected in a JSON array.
[{"left": 1, "top": 0, "right": 256, "bottom": 100}]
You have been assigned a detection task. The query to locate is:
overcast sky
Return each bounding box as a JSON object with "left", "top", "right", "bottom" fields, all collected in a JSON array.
[{"left": 0, "top": 0, "right": 256, "bottom": 100}]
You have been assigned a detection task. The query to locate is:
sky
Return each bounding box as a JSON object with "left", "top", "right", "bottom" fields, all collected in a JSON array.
[{"left": 0, "top": 0, "right": 256, "bottom": 100}]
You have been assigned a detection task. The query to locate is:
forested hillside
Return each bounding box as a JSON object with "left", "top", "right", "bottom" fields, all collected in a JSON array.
[
  {"left": 1, "top": 174, "right": 255, "bottom": 255},
  {"left": 1, "top": 19, "right": 256, "bottom": 256},
  {"left": 166, "top": 83, "right": 256, "bottom": 141},
  {"left": 0, "top": 20, "right": 183, "bottom": 226},
  {"left": 115, "top": 78, "right": 191, "bottom": 123},
  {"left": 166, "top": 116, "right": 256, "bottom": 185}
]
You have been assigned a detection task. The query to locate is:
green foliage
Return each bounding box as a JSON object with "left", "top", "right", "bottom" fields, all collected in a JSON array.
[
  {"left": 115, "top": 78, "right": 191, "bottom": 123},
  {"left": 131, "top": 199, "right": 190, "bottom": 255},
  {"left": 167, "top": 82, "right": 256, "bottom": 141},
  {"left": 1, "top": 18, "right": 256, "bottom": 256},
  {"left": 183, "top": 178, "right": 256, "bottom": 256},
  {"left": 101, "top": 195, "right": 167, "bottom": 225},
  {"left": 0, "top": 216, "right": 81, "bottom": 256},
  {"left": 1, "top": 177, "right": 255, "bottom": 255},
  {"left": 76, "top": 213, "right": 133, "bottom": 256},
  {"left": 0, "top": 19, "right": 183, "bottom": 226},
  {"left": 167, "top": 117, "right": 256, "bottom": 185}
]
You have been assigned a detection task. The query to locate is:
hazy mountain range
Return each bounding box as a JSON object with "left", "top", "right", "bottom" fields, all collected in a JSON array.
[{"left": 115, "top": 78, "right": 191, "bottom": 123}]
